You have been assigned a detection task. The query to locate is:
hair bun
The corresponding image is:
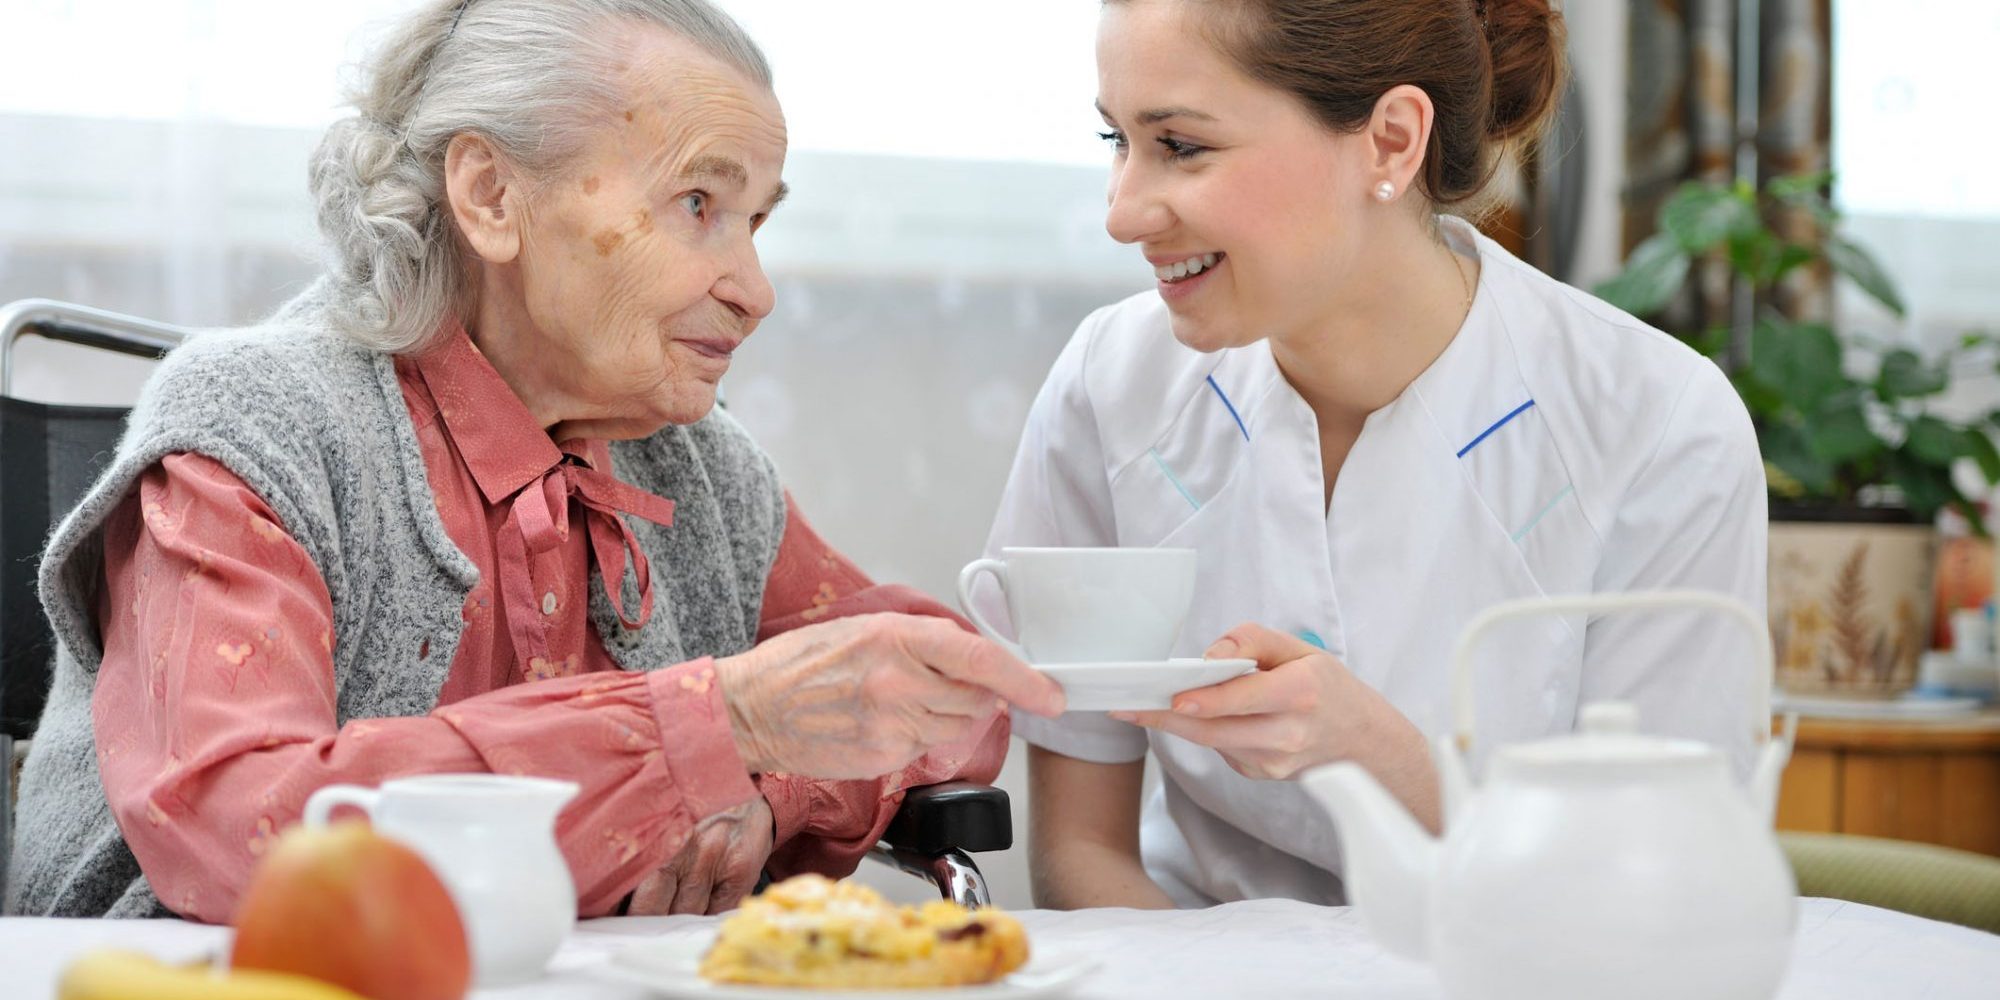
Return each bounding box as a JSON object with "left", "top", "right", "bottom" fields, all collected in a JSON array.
[
  {"left": 1484, "top": 0, "right": 1566, "bottom": 143},
  {"left": 308, "top": 113, "right": 434, "bottom": 332}
]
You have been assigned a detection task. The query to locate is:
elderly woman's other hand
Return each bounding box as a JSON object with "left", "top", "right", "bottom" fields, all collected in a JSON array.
[
  {"left": 627, "top": 795, "right": 774, "bottom": 916},
  {"left": 718, "top": 614, "right": 1064, "bottom": 779}
]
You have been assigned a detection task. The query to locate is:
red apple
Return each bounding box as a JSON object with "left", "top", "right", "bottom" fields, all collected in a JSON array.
[{"left": 231, "top": 820, "right": 470, "bottom": 1000}]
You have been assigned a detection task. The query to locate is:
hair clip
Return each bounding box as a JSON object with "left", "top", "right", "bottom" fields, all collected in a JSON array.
[{"left": 447, "top": 0, "right": 473, "bottom": 39}]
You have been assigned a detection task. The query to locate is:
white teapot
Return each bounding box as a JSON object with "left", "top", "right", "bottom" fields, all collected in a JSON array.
[{"left": 1301, "top": 591, "right": 1799, "bottom": 1000}]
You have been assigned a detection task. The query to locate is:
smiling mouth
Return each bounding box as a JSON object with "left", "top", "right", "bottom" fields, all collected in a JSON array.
[
  {"left": 1155, "top": 252, "right": 1224, "bottom": 283},
  {"left": 680, "top": 339, "right": 737, "bottom": 360}
]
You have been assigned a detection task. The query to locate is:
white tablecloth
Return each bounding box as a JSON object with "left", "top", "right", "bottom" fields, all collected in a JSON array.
[{"left": 6, "top": 897, "right": 1997, "bottom": 999}]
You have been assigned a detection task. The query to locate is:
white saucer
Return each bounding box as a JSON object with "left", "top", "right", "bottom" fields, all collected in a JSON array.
[
  {"left": 1773, "top": 692, "right": 1984, "bottom": 720},
  {"left": 1034, "top": 658, "right": 1257, "bottom": 712}
]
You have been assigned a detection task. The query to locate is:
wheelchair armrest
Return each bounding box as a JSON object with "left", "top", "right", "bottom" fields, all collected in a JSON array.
[{"left": 880, "top": 781, "right": 1012, "bottom": 855}]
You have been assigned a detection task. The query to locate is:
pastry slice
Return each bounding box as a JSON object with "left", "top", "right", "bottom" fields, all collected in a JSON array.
[{"left": 698, "top": 874, "right": 1029, "bottom": 988}]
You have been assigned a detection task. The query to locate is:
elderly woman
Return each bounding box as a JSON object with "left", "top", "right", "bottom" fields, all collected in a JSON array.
[{"left": 6, "top": 0, "right": 1062, "bottom": 921}]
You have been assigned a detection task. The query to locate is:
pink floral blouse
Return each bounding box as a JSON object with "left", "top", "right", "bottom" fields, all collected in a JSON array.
[{"left": 90, "top": 322, "right": 1006, "bottom": 923}]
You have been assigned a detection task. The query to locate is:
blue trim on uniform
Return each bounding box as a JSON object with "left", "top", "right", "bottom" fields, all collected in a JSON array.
[
  {"left": 1297, "top": 629, "right": 1328, "bottom": 650},
  {"left": 1206, "top": 374, "right": 1251, "bottom": 442},
  {"left": 1456, "top": 399, "right": 1536, "bottom": 458},
  {"left": 1151, "top": 448, "right": 1201, "bottom": 510},
  {"left": 1512, "top": 484, "right": 1575, "bottom": 542}
]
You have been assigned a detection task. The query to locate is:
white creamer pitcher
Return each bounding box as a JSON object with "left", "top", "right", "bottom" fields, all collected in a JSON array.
[{"left": 305, "top": 773, "right": 579, "bottom": 986}]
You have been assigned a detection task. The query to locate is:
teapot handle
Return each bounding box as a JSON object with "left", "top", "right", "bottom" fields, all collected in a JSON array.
[{"left": 1450, "top": 590, "right": 1785, "bottom": 759}]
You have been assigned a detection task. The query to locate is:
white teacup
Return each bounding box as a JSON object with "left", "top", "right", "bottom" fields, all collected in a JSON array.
[
  {"left": 304, "top": 774, "right": 578, "bottom": 987},
  {"left": 958, "top": 547, "right": 1196, "bottom": 664}
]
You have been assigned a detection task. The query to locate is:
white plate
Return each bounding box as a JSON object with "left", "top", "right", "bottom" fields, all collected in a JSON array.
[
  {"left": 1773, "top": 692, "right": 1984, "bottom": 720},
  {"left": 597, "top": 929, "right": 1098, "bottom": 1000},
  {"left": 1035, "top": 658, "right": 1257, "bottom": 712}
]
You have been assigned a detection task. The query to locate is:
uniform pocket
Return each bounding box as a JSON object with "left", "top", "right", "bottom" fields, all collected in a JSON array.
[{"left": 1108, "top": 403, "right": 1258, "bottom": 549}]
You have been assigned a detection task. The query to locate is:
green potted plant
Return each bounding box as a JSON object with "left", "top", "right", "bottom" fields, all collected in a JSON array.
[{"left": 1596, "top": 174, "right": 1998, "bottom": 697}]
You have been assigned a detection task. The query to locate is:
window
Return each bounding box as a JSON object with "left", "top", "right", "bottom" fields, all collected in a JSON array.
[
  {"left": 1834, "top": 0, "right": 2000, "bottom": 220},
  {"left": 1832, "top": 0, "right": 2000, "bottom": 356}
]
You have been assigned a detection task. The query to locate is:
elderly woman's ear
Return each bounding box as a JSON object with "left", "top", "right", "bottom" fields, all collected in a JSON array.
[{"left": 444, "top": 133, "right": 523, "bottom": 264}]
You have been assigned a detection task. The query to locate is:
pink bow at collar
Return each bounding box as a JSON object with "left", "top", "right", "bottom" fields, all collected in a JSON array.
[{"left": 497, "top": 457, "right": 676, "bottom": 666}]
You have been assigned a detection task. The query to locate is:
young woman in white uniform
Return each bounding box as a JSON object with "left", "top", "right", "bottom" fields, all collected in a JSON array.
[{"left": 979, "top": 0, "right": 1767, "bottom": 909}]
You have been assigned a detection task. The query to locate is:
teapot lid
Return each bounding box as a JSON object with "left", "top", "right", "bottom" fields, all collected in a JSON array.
[{"left": 1495, "top": 702, "right": 1722, "bottom": 770}]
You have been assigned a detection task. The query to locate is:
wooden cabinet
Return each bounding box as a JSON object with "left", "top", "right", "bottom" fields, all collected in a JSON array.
[{"left": 1773, "top": 712, "right": 2000, "bottom": 857}]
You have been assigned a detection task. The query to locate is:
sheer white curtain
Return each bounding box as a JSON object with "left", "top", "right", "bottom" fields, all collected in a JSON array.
[{"left": 1, "top": 1, "right": 411, "bottom": 400}]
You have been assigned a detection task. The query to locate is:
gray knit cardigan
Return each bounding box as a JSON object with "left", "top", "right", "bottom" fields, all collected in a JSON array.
[{"left": 4, "top": 282, "right": 786, "bottom": 917}]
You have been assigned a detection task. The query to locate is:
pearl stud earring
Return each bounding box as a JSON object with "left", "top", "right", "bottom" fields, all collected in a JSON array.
[{"left": 1374, "top": 180, "right": 1396, "bottom": 202}]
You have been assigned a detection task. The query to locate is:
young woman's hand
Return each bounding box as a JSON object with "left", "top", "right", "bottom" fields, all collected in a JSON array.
[{"left": 1111, "top": 624, "right": 1439, "bottom": 830}]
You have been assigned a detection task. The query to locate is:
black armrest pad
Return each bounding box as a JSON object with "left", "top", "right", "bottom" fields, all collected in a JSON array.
[{"left": 881, "top": 781, "right": 1012, "bottom": 854}]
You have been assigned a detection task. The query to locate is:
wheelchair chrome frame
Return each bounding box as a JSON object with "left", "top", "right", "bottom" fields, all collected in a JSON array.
[
  {"left": 0, "top": 299, "right": 189, "bottom": 396},
  {"left": 866, "top": 842, "right": 991, "bottom": 909},
  {"left": 1, "top": 299, "right": 186, "bottom": 907}
]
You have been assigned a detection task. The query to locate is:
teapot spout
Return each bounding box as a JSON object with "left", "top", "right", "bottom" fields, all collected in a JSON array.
[{"left": 1300, "top": 762, "right": 1439, "bottom": 961}]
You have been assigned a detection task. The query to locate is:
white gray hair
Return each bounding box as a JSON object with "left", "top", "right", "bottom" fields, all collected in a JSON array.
[{"left": 308, "top": 0, "right": 771, "bottom": 354}]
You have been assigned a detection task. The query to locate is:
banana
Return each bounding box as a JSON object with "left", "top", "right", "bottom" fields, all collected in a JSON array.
[{"left": 57, "top": 949, "right": 370, "bottom": 1000}]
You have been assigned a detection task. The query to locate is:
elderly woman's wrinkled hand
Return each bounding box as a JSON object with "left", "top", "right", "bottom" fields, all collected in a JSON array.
[
  {"left": 627, "top": 795, "right": 774, "bottom": 916},
  {"left": 717, "top": 613, "right": 1065, "bottom": 779}
]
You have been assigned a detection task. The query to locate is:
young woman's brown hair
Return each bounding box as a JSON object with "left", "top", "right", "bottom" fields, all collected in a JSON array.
[{"left": 1175, "top": 0, "right": 1567, "bottom": 209}]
